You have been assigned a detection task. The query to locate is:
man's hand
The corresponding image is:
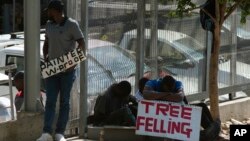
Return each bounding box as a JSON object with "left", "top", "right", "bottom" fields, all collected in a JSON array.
[
  {"left": 44, "top": 54, "right": 49, "bottom": 62},
  {"left": 43, "top": 35, "right": 49, "bottom": 62},
  {"left": 76, "top": 38, "right": 85, "bottom": 52}
]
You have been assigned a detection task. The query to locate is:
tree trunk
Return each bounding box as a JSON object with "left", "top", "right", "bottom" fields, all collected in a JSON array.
[{"left": 209, "top": 24, "right": 221, "bottom": 120}]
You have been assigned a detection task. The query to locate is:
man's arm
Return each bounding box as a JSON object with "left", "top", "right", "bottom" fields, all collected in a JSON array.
[
  {"left": 76, "top": 38, "right": 85, "bottom": 51},
  {"left": 143, "top": 86, "right": 184, "bottom": 102},
  {"left": 160, "top": 89, "right": 184, "bottom": 102},
  {"left": 43, "top": 35, "right": 49, "bottom": 62},
  {"left": 143, "top": 86, "right": 172, "bottom": 100}
]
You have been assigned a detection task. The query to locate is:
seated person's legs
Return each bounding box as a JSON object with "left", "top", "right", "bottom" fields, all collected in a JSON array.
[
  {"left": 105, "top": 107, "right": 135, "bottom": 126},
  {"left": 193, "top": 102, "right": 214, "bottom": 129},
  {"left": 192, "top": 102, "right": 221, "bottom": 141}
]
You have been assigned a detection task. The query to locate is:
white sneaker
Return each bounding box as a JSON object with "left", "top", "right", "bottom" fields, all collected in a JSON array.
[
  {"left": 55, "top": 133, "right": 66, "bottom": 141},
  {"left": 36, "top": 133, "right": 53, "bottom": 141}
]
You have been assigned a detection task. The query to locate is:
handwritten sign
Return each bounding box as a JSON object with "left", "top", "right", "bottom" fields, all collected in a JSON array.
[
  {"left": 136, "top": 100, "right": 202, "bottom": 141},
  {"left": 41, "top": 47, "right": 86, "bottom": 78}
]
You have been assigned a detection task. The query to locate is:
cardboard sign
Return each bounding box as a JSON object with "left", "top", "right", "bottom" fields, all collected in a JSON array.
[
  {"left": 136, "top": 100, "right": 202, "bottom": 141},
  {"left": 41, "top": 47, "right": 86, "bottom": 78}
]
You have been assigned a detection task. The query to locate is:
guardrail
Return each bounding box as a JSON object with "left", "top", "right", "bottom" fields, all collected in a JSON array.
[{"left": 0, "top": 64, "right": 17, "bottom": 121}]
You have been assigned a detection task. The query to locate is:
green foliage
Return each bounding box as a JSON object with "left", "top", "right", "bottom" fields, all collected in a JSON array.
[
  {"left": 159, "top": 0, "right": 249, "bottom": 24},
  {"left": 239, "top": 0, "right": 250, "bottom": 23}
]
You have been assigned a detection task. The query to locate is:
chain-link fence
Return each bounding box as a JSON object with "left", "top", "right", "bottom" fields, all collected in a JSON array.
[{"left": 65, "top": 0, "right": 250, "bottom": 136}]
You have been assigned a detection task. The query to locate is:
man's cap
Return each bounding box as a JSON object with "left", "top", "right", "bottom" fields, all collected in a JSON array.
[
  {"left": 14, "top": 71, "right": 24, "bottom": 80},
  {"left": 47, "top": 0, "right": 64, "bottom": 12}
]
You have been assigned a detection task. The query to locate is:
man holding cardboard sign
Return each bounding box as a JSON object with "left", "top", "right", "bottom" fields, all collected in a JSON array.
[{"left": 37, "top": 1, "right": 85, "bottom": 141}]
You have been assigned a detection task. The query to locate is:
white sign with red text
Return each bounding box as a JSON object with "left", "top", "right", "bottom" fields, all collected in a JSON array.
[
  {"left": 136, "top": 100, "right": 202, "bottom": 141},
  {"left": 41, "top": 47, "right": 86, "bottom": 78}
]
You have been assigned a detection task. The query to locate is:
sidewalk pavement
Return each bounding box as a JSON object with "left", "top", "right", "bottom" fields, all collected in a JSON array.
[{"left": 66, "top": 136, "right": 97, "bottom": 141}]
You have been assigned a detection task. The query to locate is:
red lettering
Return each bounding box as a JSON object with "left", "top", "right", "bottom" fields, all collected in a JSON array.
[
  {"left": 170, "top": 105, "right": 180, "bottom": 117},
  {"left": 181, "top": 106, "right": 192, "bottom": 120},
  {"left": 141, "top": 101, "right": 154, "bottom": 113},
  {"left": 153, "top": 119, "right": 160, "bottom": 133},
  {"left": 167, "top": 119, "right": 172, "bottom": 133},
  {"left": 167, "top": 121, "right": 193, "bottom": 138},
  {"left": 181, "top": 122, "right": 192, "bottom": 138},
  {"left": 156, "top": 103, "right": 169, "bottom": 116},
  {"left": 171, "top": 121, "right": 181, "bottom": 134},
  {"left": 160, "top": 120, "right": 167, "bottom": 133},
  {"left": 145, "top": 117, "right": 154, "bottom": 132},
  {"left": 137, "top": 117, "right": 168, "bottom": 134},
  {"left": 136, "top": 116, "right": 145, "bottom": 130}
]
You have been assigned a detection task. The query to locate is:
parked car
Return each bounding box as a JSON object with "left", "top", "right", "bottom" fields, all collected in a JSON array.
[
  {"left": 119, "top": 28, "right": 206, "bottom": 69},
  {"left": 0, "top": 97, "right": 16, "bottom": 123},
  {"left": 118, "top": 28, "right": 238, "bottom": 94},
  {"left": 222, "top": 13, "right": 250, "bottom": 41},
  {"left": 0, "top": 34, "right": 147, "bottom": 114},
  {"left": 0, "top": 38, "right": 145, "bottom": 92},
  {"left": 0, "top": 73, "right": 9, "bottom": 84}
]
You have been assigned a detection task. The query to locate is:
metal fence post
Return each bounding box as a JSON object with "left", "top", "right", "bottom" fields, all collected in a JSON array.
[
  {"left": 24, "top": 0, "right": 40, "bottom": 112},
  {"left": 136, "top": 0, "right": 145, "bottom": 93},
  {"left": 79, "top": 0, "right": 88, "bottom": 138}
]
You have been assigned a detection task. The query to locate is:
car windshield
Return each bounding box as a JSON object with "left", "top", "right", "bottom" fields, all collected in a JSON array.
[
  {"left": 172, "top": 37, "right": 205, "bottom": 62},
  {"left": 89, "top": 45, "right": 136, "bottom": 79},
  {"left": 76, "top": 58, "right": 115, "bottom": 96},
  {"left": 173, "top": 37, "right": 205, "bottom": 52}
]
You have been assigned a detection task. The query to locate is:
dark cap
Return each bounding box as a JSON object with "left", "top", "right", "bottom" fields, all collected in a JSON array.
[
  {"left": 14, "top": 71, "right": 24, "bottom": 80},
  {"left": 47, "top": 0, "right": 64, "bottom": 12}
]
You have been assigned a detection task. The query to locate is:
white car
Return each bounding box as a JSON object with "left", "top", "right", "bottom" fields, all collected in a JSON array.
[
  {"left": 119, "top": 28, "right": 205, "bottom": 69},
  {"left": 118, "top": 29, "right": 248, "bottom": 95},
  {"left": 0, "top": 97, "right": 16, "bottom": 122},
  {"left": 0, "top": 73, "right": 9, "bottom": 85},
  {"left": 0, "top": 35, "right": 146, "bottom": 114}
]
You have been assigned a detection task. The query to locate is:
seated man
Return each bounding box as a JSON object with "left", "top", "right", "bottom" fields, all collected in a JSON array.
[
  {"left": 143, "top": 75, "right": 184, "bottom": 102},
  {"left": 93, "top": 81, "right": 137, "bottom": 126},
  {"left": 143, "top": 75, "right": 220, "bottom": 141},
  {"left": 135, "top": 77, "right": 149, "bottom": 102},
  {"left": 13, "top": 71, "right": 46, "bottom": 111}
]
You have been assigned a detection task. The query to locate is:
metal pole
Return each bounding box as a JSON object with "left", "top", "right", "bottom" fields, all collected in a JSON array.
[
  {"left": 136, "top": 0, "right": 145, "bottom": 93},
  {"left": 12, "top": 0, "right": 16, "bottom": 32},
  {"left": 24, "top": 0, "right": 40, "bottom": 112},
  {"left": 229, "top": 11, "right": 237, "bottom": 100},
  {"left": 8, "top": 68, "right": 15, "bottom": 119},
  {"left": 149, "top": 0, "right": 158, "bottom": 79},
  {"left": 206, "top": 31, "right": 212, "bottom": 95},
  {"left": 79, "top": 0, "right": 88, "bottom": 138},
  {"left": 3, "top": 4, "right": 11, "bottom": 33}
]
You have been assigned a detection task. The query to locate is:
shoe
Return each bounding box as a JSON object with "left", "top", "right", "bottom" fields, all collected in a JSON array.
[
  {"left": 36, "top": 133, "right": 53, "bottom": 141},
  {"left": 55, "top": 133, "right": 66, "bottom": 141}
]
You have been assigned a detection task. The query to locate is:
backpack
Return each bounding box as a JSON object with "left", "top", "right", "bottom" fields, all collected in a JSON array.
[{"left": 200, "top": 0, "right": 215, "bottom": 32}]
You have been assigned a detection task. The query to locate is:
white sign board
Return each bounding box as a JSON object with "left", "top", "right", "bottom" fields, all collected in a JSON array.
[
  {"left": 136, "top": 100, "right": 202, "bottom": 141},
  {"left": 41, "top": 47, "right": 86, "bottom": 78}
]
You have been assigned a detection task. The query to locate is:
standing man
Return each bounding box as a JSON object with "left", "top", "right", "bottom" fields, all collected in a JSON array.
[{"left": 37, "top": 1, "right": 85, "bottom": 141}]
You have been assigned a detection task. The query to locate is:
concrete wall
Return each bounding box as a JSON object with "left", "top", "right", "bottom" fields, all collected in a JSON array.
[
  {"left": 0, "top": 112, "right": 43, "bottom": 141},
  {"left": 219, "top": 97, "right": 250, "bottom": 122}
]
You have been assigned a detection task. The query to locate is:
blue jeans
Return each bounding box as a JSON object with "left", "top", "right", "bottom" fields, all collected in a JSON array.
[{"left": 43, "top": 70, "right": 76, "bottom": 134}]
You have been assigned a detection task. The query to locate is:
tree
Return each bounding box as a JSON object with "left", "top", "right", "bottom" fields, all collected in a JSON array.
[{"left": 160, "top": 0, "right": 250, "bottom": 120}]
